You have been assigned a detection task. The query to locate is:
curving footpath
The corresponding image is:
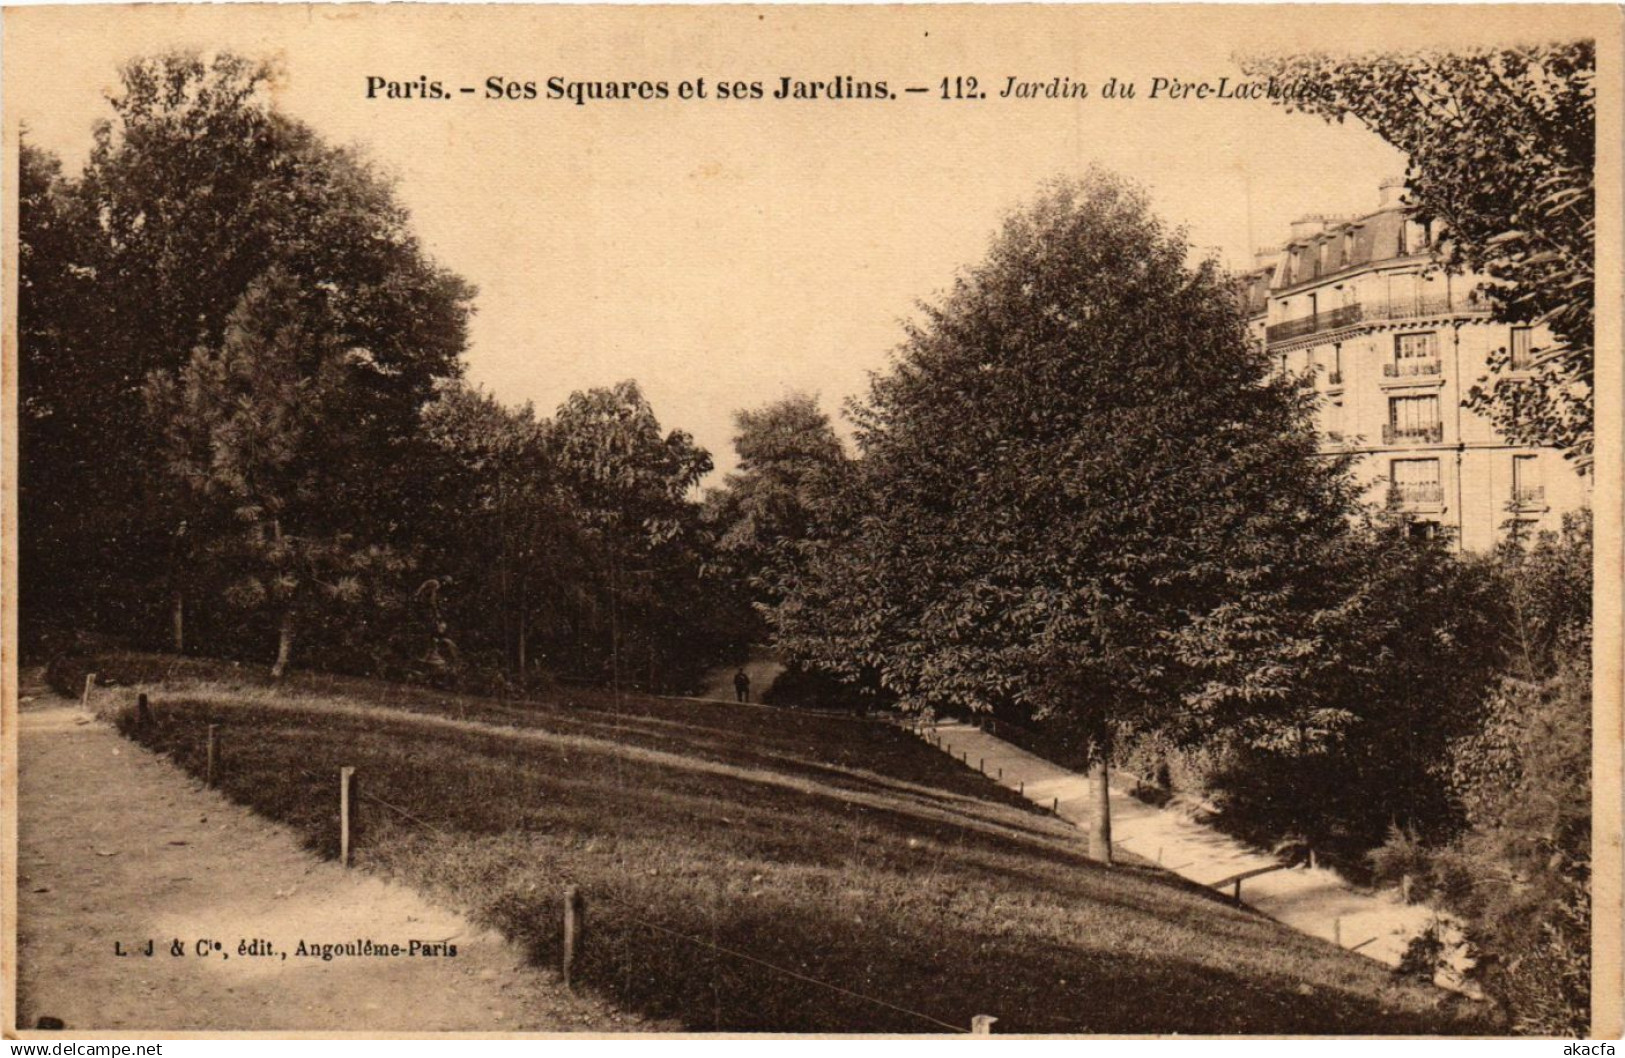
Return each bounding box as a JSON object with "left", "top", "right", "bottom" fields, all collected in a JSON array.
[{"left": 918, "top": 718, "right": 1454, "bottom": 980}]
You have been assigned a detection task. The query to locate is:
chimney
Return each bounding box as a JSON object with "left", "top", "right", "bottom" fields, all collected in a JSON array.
[
  {"left": 1289, "top": 216, "right": 1326, "bottom": 241},
  {"left": 1378, "top": 176, "right": 1407, "bottom": 209},
  {"left": 1253, "top": 245, "right": 1281, "bottom": 271}
]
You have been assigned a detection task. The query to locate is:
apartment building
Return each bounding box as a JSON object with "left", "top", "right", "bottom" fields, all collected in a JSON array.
[{"left": 1242, "top": 178, "right": 1588, "bottom": 551}]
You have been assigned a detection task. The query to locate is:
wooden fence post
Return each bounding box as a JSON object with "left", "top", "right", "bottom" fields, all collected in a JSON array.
[
  {"left": 971, "top": 1014, "right": 997, "bottom": 1035},
  {"left": 1333, "top": 916, "right": 1342, "bottom": 947},
  {"left": 205, "top": 724, "right": 220, "bottom": 787},
  {"left": 136, "top": 693, "right": 152, "bottom": 728},
  {"left": 563, "top": 885, "right": 585, "bottom": 989},
  {"left": 1052, "top": 797, "right": 1059, "bottom": 813},
  {"left": 1232, "top": 879, "right": 1243, "bottom": 906},
  {"left": 339, "top": 767, "right": 356, "bottom": 867},
  {"left": 81, "top": 673, "right": 96, "bottom": 708}
]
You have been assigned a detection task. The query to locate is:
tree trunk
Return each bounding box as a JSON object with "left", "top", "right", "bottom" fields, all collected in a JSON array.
[
  {"left": 516, "top": 603, "right": 527, "bottom": 678},
  {"left": 271, "top": 611, "right": 295, "bottom": 679},
  {"left": 171, "top": 591, "right": 185, "bottom": 654},
  {"left": 608, "top": 554, "right": 621, "bottom": 696},
  {"left": 1087, "top": 756, "right": 1114, "bottom": 865}
]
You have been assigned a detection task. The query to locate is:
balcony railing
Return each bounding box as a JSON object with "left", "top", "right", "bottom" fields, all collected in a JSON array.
[
  {"left": 1265, "top": 293, "right": 1488, "bottom": 345},
  {"left": 1383, "top": 359, "right": 1442, "bottom": 378},
  {"left": 1268, "top": 304, "right": 1364, "bottom": 343},
  {"left": 1377, "top": 294, "right": 1471, "bottom": 321},
  {"left": 1513, "top": 485, "right": 1546, "bottom": 506},
  {"left": 1383, "top": 423, "right": 1444, "bottom": 444},
  {"left": 1324, "top": 370, "right": 1344, "bottom": 387},
  {"left": 1389, "top": 482, "right": 1445, "bottom": 507}
]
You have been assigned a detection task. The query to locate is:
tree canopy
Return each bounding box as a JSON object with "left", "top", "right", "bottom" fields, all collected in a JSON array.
[
  {"left": 19, "top": 51, "right": 475, "bottom": 656},
  {"left": 771, "top": 171, "right": 1362, "bottom": 859}
]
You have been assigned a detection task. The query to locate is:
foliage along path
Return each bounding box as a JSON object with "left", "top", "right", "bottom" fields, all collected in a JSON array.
[
  {"left": 918, "top": 718, "right": 1456, "bottom": 983},
  {"left": 13, "top": 674, "right": 654, "bottom": 1033}
]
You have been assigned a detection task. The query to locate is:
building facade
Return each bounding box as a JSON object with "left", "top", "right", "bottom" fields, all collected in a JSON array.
[{"left": 1243, "top": 178, "right": 1589, "bottom": 551}]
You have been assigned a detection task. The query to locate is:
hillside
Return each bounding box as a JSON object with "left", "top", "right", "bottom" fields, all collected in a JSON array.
[{"left": 67, "top": 652, "right": 1490, "bottom": 1034}]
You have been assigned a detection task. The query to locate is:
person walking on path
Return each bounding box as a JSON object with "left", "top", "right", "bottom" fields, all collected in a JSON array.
[{"left": 733, "top": 669, "right": 751, "bottom": 703}]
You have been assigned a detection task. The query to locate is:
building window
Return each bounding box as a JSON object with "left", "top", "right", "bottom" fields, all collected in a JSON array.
[
  {"left": 1386, "top": 395, "right": 1442, "bottom": 444},
  {"left": 1511, "top": 327, "right": 1535, "bottom": 370},
  {"left": 1408, "top": 520, "right": 1439, "bottom": 542},
  {"left": 1342, "top": 230, "right": 1355, "bottom": 266},
  {"left": 1328, "top": 343, "right": 1343, "bottom": 386},
  {"left": 1387, "top": 332, "right": 1441, "bottom": 377},
  {"left": 1390, "top": 457, "right": 1443, "bottom": 506},
  {"left": 1325, "top": 399, "right": 1345, "bottom": 443},
  {"left": 1513, "top": 454, "right": 1544, "bottom": 506}
]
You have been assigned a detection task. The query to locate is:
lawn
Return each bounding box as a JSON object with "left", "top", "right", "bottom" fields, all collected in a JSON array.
[{"left": 74, "top": 652, "right": 1490, "bottom": 1034}]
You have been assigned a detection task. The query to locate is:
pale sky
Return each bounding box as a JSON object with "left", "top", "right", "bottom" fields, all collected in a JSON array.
[{"left": 7, "top": 5, "right": 1596, "bottom": 480}]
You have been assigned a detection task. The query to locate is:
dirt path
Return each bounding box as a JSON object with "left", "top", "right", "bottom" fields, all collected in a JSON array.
[
  {"left": 919, "top": 719, "right": 1447, "bottom": 977},
  {"left": 14, "top": 677, "right": 655, "bottom": 1033},
  {"left": 698, "top": 649, "right": 785, "bottom": 704}
]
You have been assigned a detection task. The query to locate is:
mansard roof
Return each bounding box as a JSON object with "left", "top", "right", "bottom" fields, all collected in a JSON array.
[{"left": 1268, "top": 205, "right": 1432, "bottom": 293}]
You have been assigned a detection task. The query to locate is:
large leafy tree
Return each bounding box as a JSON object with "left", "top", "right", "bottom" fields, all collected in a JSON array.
[
  {"left": 20, "top": 50, "right": 474, "bottom": 651},
  {"left": 706, "top": 393, "right": 850, "bottom": 616},
  {"left": 775, "top": 172, "right": 1360, "bottom": 862},
  {"left": 17, "top": 139, "right": 106, "bottom": 649},
  {"left": 419, "top": 384, "right": 587, "bottom": 678},
  {"left": 145, "top": 268, "right": 414, "bottom": 676},
  {"left": 1444, "top": 511, "right": 1592, "bottom": 1034},
  {"left": 1204, "top": 520, "right": 1508, "bottom": 861},
  {"left": 550, "top": 381, "right": 717, "bottom": 691},
  {"left": 1240, "top": 42, "right": 1596, "bottom": 470}
]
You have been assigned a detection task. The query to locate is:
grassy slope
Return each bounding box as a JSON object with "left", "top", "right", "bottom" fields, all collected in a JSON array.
[{"left": 82, "top": 653, "right": 1489, "bottom": 1034}]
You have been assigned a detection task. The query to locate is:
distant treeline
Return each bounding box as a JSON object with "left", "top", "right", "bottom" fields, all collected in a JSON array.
[{"left": 19, "top": 52, "right": 752, "bottom": 692}]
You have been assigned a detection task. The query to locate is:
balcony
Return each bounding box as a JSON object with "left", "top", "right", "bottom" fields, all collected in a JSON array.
[
  {"left": 1324, "top": 370, "right": 1344, "bottom": 388},
  {"left": 1377, "top": 294, "right": 1472, "bottom": 321},
  {"left": 1383, "top": 359, "right": 1442, "bottom": 378},
  {"left": 1513, "top": 485, "right": 1547, "bottom": 507},
  {"left": 1265, "top": 293, "right": 1489, "bottom": 345},
  {"left": 1383, "top": 423, "right": 1444, "bottom": 445},
  {"left": 1389, "top": 482, "right": 1445, "bottom": 507},
  {"left": 1267, "top": 304, "right": 1364, "bottom": 343}
]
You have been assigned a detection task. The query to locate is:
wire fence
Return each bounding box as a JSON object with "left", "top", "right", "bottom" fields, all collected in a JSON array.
[{"left": 276, "top": 749, "right": 975, "bottom": 1034}]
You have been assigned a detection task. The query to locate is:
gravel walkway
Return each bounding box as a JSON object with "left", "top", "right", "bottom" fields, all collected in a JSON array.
[
  {"left": 918, "top": 718, "right": 1442, "bottom": 973},
  {"left": 14, "top": 676, "right": 653, "bottom": 1033}
]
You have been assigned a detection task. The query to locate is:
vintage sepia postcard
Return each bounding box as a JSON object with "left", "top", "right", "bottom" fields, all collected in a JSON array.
[{"left": 3, "top": 2, "right": 1621, "bottom": 1041}]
